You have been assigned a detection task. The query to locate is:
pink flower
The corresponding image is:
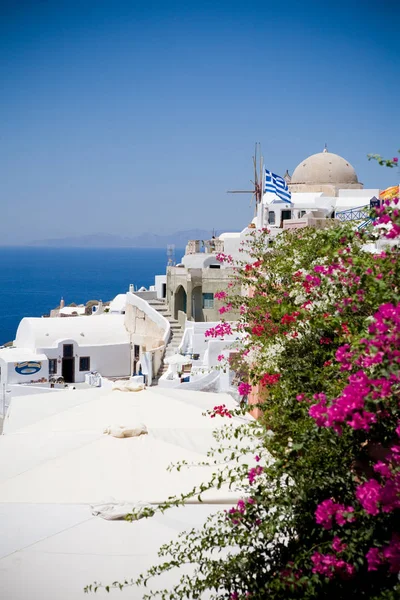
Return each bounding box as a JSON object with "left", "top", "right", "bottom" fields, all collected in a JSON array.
[
  {"left": 214, "top": 290, "right": 227, "bottom": 300},
  {"left": 332, "top": 537, "right": 347, "bottom": 553},
  {"left": 248, "top": 465, "right": 263, "bottom": 484},
  {"left": 205, "top": 322, "right": 233, "bottom": 338},
  {"left": 216, "top": 253, "right": 233, "bottom": 264},
  {"left": 382, "top": 534, "right": 400, "bottom": 573},
  {"left": 366, "top": 547, "right": 381, "bottom": 571},
  {"left": 311, "top": 552, "right": 354, "bottom": 579},
  {"left": 373, "top": 461, "right": 392, "bottom": 478},
  {"left": 356, "top": 479, "right": 381, "bottom": 515},
  {"left": 393, "top": 157, "right": 398, "bottom": 163},
  {"left": 219, "top": 303, "right": 232, "bottom": 315},
  {"left": 315, "top": 499, "right": 355, "bottom": 529},
  {"left": 217, "top": 354, "right": 224, "bottom": 362},
  {"left": 238, "top": 382, "right": 252, "bottom": 396}
]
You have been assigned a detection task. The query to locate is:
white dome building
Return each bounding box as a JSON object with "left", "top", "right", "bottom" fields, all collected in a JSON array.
[{"left": 288, "top": 147, "right": 363, "bottom": 196}]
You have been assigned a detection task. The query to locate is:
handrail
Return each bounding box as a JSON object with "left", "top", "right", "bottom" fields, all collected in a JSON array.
[{"left": 335, "top": 205, "right": 370, "bottom": 222}]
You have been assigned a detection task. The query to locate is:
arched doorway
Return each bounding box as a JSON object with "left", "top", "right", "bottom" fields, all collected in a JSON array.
[{"left": 174, "top": 286, "right": 187, "bottom": 320}]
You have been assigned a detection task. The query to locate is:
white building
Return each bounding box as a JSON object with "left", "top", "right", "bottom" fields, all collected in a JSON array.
[
  {"left": 256, "top": 149, "right": 380, "bottom": 231},
  {"left": 13, "top": 314, "right": 131, "bottom": 384}
]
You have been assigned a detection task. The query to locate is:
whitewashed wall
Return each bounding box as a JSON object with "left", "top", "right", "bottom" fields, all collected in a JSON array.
[
  {"left": 37, "top": 340, "right": 130, "bottom": 383},
  {"left": 154, "top": 275, "right": 167, "bottom": 299}
]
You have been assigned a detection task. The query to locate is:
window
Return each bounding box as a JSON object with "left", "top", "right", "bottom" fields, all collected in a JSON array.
[
  {"left": 202, "top": 293, "right": 214, "bottom": 309},
  {"left": 79, "top": 356, "right": 90, "bottom": 371},
  {"left": 268, "top": 211, "right": 275, "bottom": 225},
  {"left": 49, "top": 359, "right": 57, "bottom": 375},
  {"left": 63, "top": 344, "right": 73, "bottom": 358},
  {"left": 209, "top": 264, "right": 220, "bottom": 269}
]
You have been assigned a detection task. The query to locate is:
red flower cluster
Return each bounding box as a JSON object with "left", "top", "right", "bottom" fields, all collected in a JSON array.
[
  {"left": 260, "top": 373, "right": 281, "bottom": 386},
  {"left": 209, "top": 404, "right": 232, "bottom": 418},
  {"left": 281, "top": 311, "right": 300, "bottom": 325}
]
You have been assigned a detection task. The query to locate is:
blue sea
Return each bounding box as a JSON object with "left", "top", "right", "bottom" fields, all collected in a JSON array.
[{"left": 0, "top": 247, "right": 183, "bottom": 346}]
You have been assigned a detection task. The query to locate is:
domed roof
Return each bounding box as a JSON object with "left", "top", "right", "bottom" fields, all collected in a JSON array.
[{"left": 291, "top": 148, "right": 359, "bottom": 185}]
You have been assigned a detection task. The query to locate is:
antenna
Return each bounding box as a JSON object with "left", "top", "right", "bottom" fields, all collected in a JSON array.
[
  {"left": 167, "top": 244, "right": 176, "bottom": 266},
  {"left": 227, "top": 143, "right": 264, "bottom": 215}
]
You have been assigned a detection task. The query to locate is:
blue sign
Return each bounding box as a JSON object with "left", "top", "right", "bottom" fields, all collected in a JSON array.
[{"left": 15, "top": 361, "right": 42, "bottom": 375}]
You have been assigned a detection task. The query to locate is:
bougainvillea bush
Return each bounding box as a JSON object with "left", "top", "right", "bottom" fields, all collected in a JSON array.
[{"left": 87, "top": 200, "right": 400, "bottom": 599}]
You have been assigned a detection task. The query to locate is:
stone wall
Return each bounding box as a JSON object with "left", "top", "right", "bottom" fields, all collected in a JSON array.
[{"left": 124, "top": 303, "right": 165, "bottom": 350}]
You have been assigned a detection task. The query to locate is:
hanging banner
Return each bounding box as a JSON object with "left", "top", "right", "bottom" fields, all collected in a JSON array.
[{"left": 380, "top": 185, "right": 399, "bottom": 201}]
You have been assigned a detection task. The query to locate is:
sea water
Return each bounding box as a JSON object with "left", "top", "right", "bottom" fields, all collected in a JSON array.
[{"left": 0, "top": 247, "right": 183, "bottom": 345}]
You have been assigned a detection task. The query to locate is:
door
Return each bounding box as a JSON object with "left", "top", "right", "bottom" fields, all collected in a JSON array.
[
  {"left": 62, "top": 344, "right": 75, "bottom": 383},
  {"left": 133, "top": 344, "right": 140, "bottom": 375},
  {"left": 280, "top": 210, "right": 292, "bottom": 228}
]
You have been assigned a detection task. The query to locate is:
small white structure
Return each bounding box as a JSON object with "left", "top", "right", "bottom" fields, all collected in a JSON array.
[
  {"left": 108, "top": 294, "right": 127, "bottom": 314},
  {"left": 14, "top": 314, "right": 130, "bottom": 384},
  {"left": 154, "top": 275, "right": 167, "bottom": 300},
  {"left": 59, "top": 306, "right": 86, "bottom": 317},
  {"left": 0, "top": 348, "right": 48, "bottom": 387}
]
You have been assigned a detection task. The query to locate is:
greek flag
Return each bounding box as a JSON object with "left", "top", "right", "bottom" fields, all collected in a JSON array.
[{"left": 264, "top": 169, "right": 291, "bottom": 203}]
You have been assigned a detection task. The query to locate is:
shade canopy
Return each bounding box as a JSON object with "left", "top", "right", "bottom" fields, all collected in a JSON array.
[{"left": 164, "top": 353, "right": 192, "bottom": 366}]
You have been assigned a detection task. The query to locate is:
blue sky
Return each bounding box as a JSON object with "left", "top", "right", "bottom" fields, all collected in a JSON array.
[{"left": 0, "top": 0, "right": 399, "bottom": 244}]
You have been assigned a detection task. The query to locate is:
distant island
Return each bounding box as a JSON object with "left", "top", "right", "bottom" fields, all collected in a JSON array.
[{"left": 27, "top": 229, "right": 232, "bottom": 248}]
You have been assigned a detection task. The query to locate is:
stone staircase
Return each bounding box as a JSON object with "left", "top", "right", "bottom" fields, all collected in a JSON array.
[{"left": 147, "top": 299, "right": 184, "bottom": 382}]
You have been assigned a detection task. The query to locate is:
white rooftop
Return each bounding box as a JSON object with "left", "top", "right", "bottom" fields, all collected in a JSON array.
[
  {"left": 108, "top": 293, "right": 127, "bottom": 313},
  {"left": 14, "top": 314, "right": 129, "bottom": 349},
  {"left": 0, "top": 387, "right": 251, "bottom": 599},
  {"left": 0, "top": 347, "right": 47, "bottom": 363}
]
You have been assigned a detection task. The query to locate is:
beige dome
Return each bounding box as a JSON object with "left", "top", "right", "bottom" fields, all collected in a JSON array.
[{"left": 291, "top": 149, "right": 359, "bottom": 185}]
